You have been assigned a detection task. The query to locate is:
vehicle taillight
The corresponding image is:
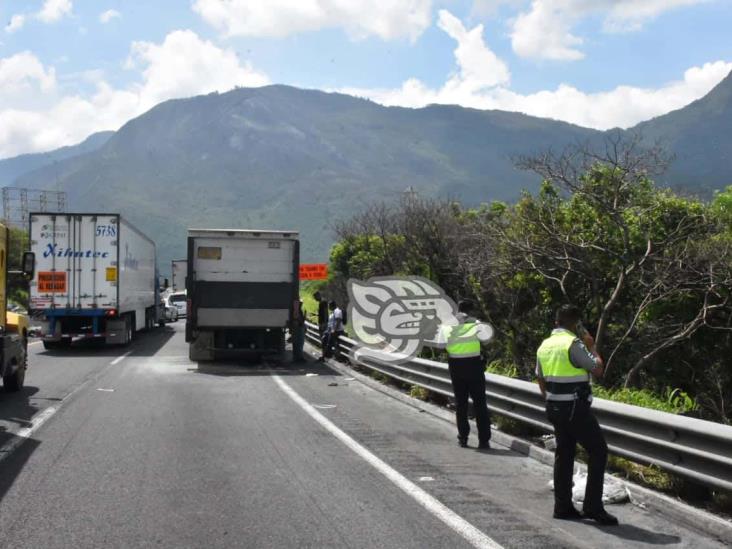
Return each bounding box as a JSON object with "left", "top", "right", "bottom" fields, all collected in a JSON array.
[{"left": 106, "top": 309, "right": 117, "bottom": 317}]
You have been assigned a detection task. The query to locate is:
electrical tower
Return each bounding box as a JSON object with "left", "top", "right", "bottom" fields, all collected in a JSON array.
[{"left": 2, "top": 187, "right": 67, "bottom": 228}]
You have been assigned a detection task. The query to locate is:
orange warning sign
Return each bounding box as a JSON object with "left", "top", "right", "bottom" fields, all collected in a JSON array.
[
  {"left": 38, "top": 271, "right": 67, "bottom": 293},
  {"left": 299, "top": 263, "right": 328, "bottom": 280}
]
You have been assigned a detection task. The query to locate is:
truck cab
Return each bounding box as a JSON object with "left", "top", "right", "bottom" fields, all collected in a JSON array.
[{"left": 0, "top": 223, "right": 34, "bottom": 391}]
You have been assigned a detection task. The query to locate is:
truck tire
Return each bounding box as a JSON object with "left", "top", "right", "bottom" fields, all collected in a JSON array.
[
  {"left": 3, "top": 361, "right": 25, "bottom": 392},
  {"left": 42, "top": 340, "right": 58, "bottom": 350},
  {"left": 45, "top": 338, "right": 71, "bottom": 350}
]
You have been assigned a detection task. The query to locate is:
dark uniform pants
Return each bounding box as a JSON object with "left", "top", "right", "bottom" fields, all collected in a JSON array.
[
  {"left": 546, "top": 399, "right": 608, "bottom": 512},
  {"left": 448, "top": 357, "right": 491, "bottom": 444}
]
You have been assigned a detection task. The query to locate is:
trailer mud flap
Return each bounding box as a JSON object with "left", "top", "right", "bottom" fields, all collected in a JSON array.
[
  {"left": 106, "top": 318, "right": 127, "bottom": 345},
  {"left": 189, "top": 331, "right": 215, "bottom": 362}
]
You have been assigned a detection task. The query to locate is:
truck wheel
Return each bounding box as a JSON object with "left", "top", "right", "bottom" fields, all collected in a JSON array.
[
  {"left": 42, "top": 340, "right": 58, "bottom": 350},
  {"left": 3, "top": 361, "right": 25, "bottom": 392}
]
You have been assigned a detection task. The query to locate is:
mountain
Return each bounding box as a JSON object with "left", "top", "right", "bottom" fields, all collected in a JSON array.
[
  {"left": 8, "top": 72, "right": 732, "bottom": 270},
  {"left": 635, "top": 70, "right": 732, "bottom": 195},
  {"left": 0, "top": 131, "right": 113, "bottom": 186},
  {"left": 11, "top": 86, "right": 599, "bottom": 266}
]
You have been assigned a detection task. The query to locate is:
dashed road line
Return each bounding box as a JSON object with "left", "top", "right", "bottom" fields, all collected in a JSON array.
[
  {"left": 0, "top": 406, "right": 57, "bottom": 464},
  {"left": 0, "top": 349, "right": 133, "bottom": 464},
  {"left": 110, "top": 351, "right": 131, "bottom": 365}
]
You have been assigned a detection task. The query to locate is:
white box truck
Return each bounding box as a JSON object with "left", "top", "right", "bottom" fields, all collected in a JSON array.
[
  {"left": 171, "top": 259, "right": 187, "bottom": 292},
  {"left": 29, "top": 213, "right": 158, "bottom": 348},
  {"left": 185, "top": 229, "right": 299, "bottom": 361}
]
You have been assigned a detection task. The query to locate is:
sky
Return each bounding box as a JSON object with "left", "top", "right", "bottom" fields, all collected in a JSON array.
[{"left": 1, "top": 0, "right": 731, "bottom": 159}]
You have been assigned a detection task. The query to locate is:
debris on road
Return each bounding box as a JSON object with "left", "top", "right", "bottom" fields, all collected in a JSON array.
[{"left": 548, "top": 472, "right": 630, "bottom": 505}]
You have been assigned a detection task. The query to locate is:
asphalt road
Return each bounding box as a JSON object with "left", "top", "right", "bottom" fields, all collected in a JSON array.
[{"left": 0, "top": 323, "right": 727, "bottom": 548}]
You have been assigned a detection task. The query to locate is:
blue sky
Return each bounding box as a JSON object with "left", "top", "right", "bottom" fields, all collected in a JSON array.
[{"left": 1, "top": 0, "right": 731, "bottom": 158}]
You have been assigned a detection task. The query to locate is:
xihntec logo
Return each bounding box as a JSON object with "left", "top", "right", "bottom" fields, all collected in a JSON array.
[{"left": 42, "top": 244, "right": 110, "bottom": 259}]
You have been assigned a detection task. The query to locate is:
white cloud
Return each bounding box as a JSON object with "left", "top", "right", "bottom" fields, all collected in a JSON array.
[
  {"left": 0, "top": 30, "right": 269, "bottom": 158},
  {"left": 510, "top": 0, "right": 708, "bottom": 61},
  {"left": 338, "top": 11, "right": 732, "bottom": 130},
  {"left": 128, "top": 30, "right": 269, "bottom": 107},
  {"left": 192, "top": 0, "right": 432, "bottom": 42},
  {"left": 5, "top": 14, "right": 26, "bottom": 33},
  {"left": 0, "top": 51, "right": 56, "bottom": 99},
  {"left": 99, "top": 9, "right": 121, "bottom": 24},
  {"left": 6, "top": 0, "right": 73, "bottom": 33},
  {"left": 37, "top": 0, "right": 73, "bottom": 23}
]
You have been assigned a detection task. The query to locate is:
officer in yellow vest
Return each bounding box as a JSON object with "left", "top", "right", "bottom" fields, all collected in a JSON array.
[
  {"left": 536, "top": 305, "right": 618, "bottom": 526},
  {"left": 436, "top": 300, "right": 494, "bottom": 449}
]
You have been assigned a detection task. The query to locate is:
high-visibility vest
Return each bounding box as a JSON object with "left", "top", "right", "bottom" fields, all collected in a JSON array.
[
  {"left": 444, "top": 322, "right": 481, "bottom": 359},
  {"left": 537, "top": 330, "right": 590, "bottom": 401}
]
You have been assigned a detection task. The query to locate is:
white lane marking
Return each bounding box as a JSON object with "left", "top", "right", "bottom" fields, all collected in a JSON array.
[
  {"left": 0, "top": 406, "right": 57, "bottom": 464},
  {"left": 273, "top": 375, "right": 503, "bottom": 549},
  {"left": 96, "top": 388, "right": 115, "bottom": 392},
  {"left": 110, "top": 351, "right": 131, "bottom": 365},
  {"left": 29, "top": 341, "right": 43, "bottom": 347}
]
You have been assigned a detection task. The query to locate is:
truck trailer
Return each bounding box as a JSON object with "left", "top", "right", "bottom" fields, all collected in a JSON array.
[
  {"left": 29, "top": 213, "right": 158, "bottom": 348},
  {"left": 185, "top": 229, "right": 299, "bottom": 361},
  {"left": 171, "top": 259, "right": 187, "bottom": 292}
]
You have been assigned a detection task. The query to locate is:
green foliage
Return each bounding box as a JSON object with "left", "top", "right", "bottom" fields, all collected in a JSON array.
[
  {"left": 409, "top": 385, "right": 429, "bottom": 401},
  {"left": 7, "top": 226, "right": 30, "bottom": 309},
  {"left": 485, "top": 359, "right": 519, "bottom": 378},
  {"left": 326, "top": 160, "right": 732, "bottom": 423},
  {"left": 592, "top": 387, "right": 697, "bottom": 415},
  {"left": 607, "top": 456, "right": 680, "bottom": 493},
  {"left": 712, "top": 185, "right": 732, "bottom": 229}
]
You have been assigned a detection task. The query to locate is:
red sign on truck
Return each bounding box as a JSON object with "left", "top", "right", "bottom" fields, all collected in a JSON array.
[{"left": 299, "top": 263, "right": 328, "bottom": 280}]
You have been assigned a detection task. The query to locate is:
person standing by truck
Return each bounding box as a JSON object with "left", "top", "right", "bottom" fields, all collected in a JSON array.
[
  {"left": 290, "top": 299, "right": 306, "bottom": 362},
  {"left": 314, "top": 291, "right": 329, "bottom": 336},
  {"left": 324, "top": 300, "right": 345, "bottom": 360}
]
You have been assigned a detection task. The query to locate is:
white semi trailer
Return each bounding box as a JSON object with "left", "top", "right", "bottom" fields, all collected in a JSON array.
[
  {"left": 29, "top": 213, "right": 158, "bottom": 348},
  {"left": 185, "top": 229, "right": 299, "bottom": 361}
]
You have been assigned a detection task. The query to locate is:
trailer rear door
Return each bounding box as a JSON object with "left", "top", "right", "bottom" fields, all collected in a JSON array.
[
  {"left": 192, "top": 235, "right": 297, "bottom": 327},
  {"left": 30, "top": 214, "right": 119, "bottom": 311}
]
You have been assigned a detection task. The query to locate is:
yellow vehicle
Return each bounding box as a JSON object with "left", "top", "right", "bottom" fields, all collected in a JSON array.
[{"left": 0, "top": 222, "right": 34, "bottom": 392}]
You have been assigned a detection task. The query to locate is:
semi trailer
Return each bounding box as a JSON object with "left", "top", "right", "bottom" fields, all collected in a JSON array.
[
  {"left": 185, "top": 229, "right": 299, "bottom": 361},
  {"left": 29, "top": 213, "right": 158, "bottom": 348}
]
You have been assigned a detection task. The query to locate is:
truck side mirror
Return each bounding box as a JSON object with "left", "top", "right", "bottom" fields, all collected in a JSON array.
[{"left": 22, "top": 251, "right": 35, "bottom": 280}]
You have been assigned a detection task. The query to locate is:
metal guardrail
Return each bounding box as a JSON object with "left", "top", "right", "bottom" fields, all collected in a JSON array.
[{"left": 306, "top": 321, "right": 732, "bottom": 492}]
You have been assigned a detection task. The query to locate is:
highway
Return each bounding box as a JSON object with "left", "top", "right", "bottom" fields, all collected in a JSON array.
[{"left": 0, "top": 323, "right": 726, "bottom": 548}]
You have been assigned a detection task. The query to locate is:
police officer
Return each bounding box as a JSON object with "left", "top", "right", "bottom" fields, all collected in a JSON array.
[
  {"left": 437, "top": 301, "right": 494, "bottom": 449},
  {"left": 536, "top": 305, "right": 618, "bottom": 526}
]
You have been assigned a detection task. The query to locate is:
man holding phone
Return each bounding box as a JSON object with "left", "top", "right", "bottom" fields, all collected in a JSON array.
[{"left": 536, "top": 305, "right": 619, "bottom": 526}]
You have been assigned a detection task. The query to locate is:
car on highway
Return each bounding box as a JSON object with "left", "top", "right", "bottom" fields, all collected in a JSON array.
[
  {"left": 158, "top": 296, "right": 179, "bottom": 325},
  {"left": 167, "top": 291, "right": 187, "bottom": 318}
]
